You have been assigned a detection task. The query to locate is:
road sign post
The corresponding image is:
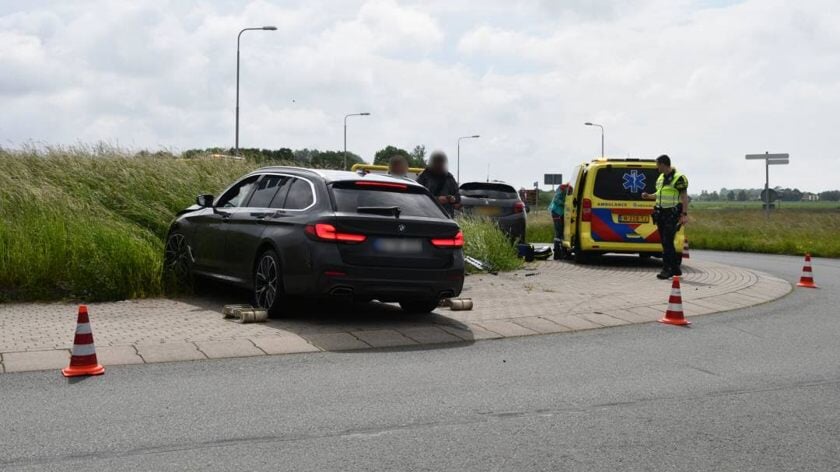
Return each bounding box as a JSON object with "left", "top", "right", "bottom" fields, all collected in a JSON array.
[{"left": 745, "top": 152, "right": 789, "bottom": 218}]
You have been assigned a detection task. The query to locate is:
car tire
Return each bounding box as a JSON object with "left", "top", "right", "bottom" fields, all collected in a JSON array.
[
  {"left": 253, "top": 249, "right": 285, "bottom": 317},
  {"left": 163, "top": 231, "right": 194, "bottom": 289},
  {"left": 399, "top": 299, "right": 440, "bottom": 314}
]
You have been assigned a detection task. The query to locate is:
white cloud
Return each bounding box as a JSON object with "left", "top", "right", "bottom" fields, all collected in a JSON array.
[{"left": 0, "top": 0, "right": 839, "bottom": 191}]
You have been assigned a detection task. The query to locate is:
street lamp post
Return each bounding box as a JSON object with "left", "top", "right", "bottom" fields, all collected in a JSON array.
[
  {"left": 456, "top": 135, "right": 480, "bottom": 183},
  {"left": 584, "top": 122, "right": 605, "bottom": 157},
  {"left": 344, "top": 112, "right": 371, "bottom": 170},
  {"left": 235, "top": 26, "right": 277, "bottom": 156}
]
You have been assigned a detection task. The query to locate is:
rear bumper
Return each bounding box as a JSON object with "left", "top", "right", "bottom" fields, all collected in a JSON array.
[
  {"left": 578, "top": 231, "right": 685, "bottom": 254},
  {"left": 287, "top": 244, "right": 465, "bottom": 301},
  {"left": 318, "top": 267, "right": 465, "bottom": 301}
]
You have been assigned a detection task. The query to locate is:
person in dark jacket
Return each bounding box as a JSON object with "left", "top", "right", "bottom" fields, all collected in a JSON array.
[{"left": 417, "top": 150, "right": 460, "bottom": 217}]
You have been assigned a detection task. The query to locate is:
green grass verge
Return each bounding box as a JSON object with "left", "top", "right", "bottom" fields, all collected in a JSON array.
[
  {"left": 457, "top": 217, "right": 524, "bottom": 272},
  {"left": 525, "top": 208, "right": 840, "bottom": 258},
  {"left": 0, "top": 149, "right": 523, "bottom": 302},
  {"left": 0, "top": 149, "right": 261, "bottom": 301}
]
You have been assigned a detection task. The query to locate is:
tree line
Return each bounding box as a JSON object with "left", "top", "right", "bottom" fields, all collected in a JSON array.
[
  {"left": 181, "top": 145, "right": 430, "bottom": 169},
  {"left": 694, "top": 188, "right": 840, "bottom": 202}
]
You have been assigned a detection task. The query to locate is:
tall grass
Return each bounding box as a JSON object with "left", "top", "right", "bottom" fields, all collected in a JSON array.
[
  {"left": 0, "top": 147, "right": 260, "bottom": 301},
  {"left": 0, "top": 148, "right": 524, "bottom": 302},
  {"left": 525, "top": 208, "right": 840, "bottom": 258},
  {"left": 457, "top": 217, "right": 524, "bottom": 272}
]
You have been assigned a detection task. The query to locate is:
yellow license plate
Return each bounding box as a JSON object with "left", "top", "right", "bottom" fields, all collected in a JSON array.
[{"left": 618, "top": 214, "right": 649, "bottom": 224}]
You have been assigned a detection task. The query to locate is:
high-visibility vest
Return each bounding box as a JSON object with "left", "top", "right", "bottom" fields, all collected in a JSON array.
[{"left": 655, "top": 170, "right": 687, "bottom": 208}]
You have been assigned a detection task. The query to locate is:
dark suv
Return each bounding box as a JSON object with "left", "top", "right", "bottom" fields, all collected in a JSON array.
[{"left": 164, "top": 167, "right": 465, "bottom": 315}]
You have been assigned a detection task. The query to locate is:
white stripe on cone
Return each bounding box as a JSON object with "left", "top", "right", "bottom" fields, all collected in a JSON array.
[
  {"left": 668, "top": 303, "right": 683, "bottom": 312},
  {"left": 75, "top": 323, "right": 92, "bottom": 334},
  {"left": 71, "top": 344, "right": 97, "bottom": 357}
]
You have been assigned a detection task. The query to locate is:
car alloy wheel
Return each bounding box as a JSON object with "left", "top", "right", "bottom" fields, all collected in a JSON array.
[
  {"left": 254, "top": 251, "right": 281, "bottom": 313},
  {"left": 164, "top": 233, "right": 191, "bottom": 283}
]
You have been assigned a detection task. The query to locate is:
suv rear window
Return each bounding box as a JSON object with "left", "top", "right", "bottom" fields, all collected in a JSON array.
[
  {"left": 332, "top": 188, "right": 446, "bottom": 219},
  {"left": 460, "top": 183, "right": 518, "bottom": 200},
  {"left": 593, "top": 167, "right": 659, "bottom": 201}
]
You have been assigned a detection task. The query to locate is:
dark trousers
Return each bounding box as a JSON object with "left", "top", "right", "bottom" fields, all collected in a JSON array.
[
  {"left": 552, "top": 215, "right": 564, "bottom": 241},
  {"left": 657, "top": 220, "right": 681, "bottom": 272}
]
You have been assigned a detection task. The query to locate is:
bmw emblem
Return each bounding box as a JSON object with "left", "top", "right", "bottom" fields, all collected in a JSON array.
[{"left": 398, "top": 224, "right": 407, "bottom": 233}]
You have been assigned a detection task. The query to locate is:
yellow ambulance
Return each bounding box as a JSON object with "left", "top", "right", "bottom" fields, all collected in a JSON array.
[{"left": 558, "top": 158, "right": 685, "bottom": 262}]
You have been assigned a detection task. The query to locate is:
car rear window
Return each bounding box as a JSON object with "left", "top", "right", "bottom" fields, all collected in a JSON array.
[
  {"left": 460, "top": 183, "right": 518, "bottom": 200},
  {"left": 593, "top": 167, "right": 659, "bottom": 201},
  {"left": 332, "top": 188, "right": 446, "bottom": 219}
]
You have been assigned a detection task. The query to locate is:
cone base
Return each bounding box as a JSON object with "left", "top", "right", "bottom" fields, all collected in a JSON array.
[
  {"left": 659, "top": 317, "right": 691, "bottom": 326},
  {"left": 796, "top": 282, "right": 818, "bottom": 288},
  {"left": 62, "top": 364, "right": 105, "bottom": 377}
]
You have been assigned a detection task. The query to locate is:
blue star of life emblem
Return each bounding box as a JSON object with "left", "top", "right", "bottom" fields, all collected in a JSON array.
[{"left": 622, "top": 170, "right": 646, "bottom": 193}]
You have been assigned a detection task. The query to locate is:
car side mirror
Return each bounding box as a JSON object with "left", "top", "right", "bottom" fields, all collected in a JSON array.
[{"left": 196, "top": 194, "right": 214, "bottom": 207}]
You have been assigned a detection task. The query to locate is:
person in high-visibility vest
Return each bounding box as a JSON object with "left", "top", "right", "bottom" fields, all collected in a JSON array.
[{"left": 642, "top": 154, "right": 689, "bottom": 279}]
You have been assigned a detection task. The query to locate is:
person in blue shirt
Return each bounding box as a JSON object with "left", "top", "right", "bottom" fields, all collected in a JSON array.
[{"left": 548, "top": 184, "right": 568, "bottom": 259}]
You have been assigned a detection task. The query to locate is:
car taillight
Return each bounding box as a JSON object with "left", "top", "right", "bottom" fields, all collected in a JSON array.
[
  {"left": 305, "top": 223, "right": 366, "bottom": 243},
  {"left": 581, "top": 198, "right": 592, "bottom": 222},
  {"left": 431, "top": 231, "right": 464, "bottom": 248},
  {"left": 513, "top": 201, "right": 525, "bottom": 214}
]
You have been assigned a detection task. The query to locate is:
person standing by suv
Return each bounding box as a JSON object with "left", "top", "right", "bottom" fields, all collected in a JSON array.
[
  {"left": 548, "top": 184, "right": 568, "bottom": 259},
  {"left": 642, "top": 154, "right": 689, "bottom": 279},
  {"left": 418, "top": 151, "right": 460, "bottom": 218}
]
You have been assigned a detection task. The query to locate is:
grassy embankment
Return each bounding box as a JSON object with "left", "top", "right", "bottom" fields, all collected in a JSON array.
[
  {"left": 526, "top": 206, "right": 840, "bottom": 258},
  {"left": 0, "top": 148, "right": 519, "bottom": 302}
]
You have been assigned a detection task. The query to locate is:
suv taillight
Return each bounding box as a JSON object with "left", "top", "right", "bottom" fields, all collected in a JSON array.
[
  {"left": 430, "top": 231, "right": 464, "bottom": 248},
  {"left": 581, "top": 198, "right": 592, "bottom": 222},
  {"left": 513, "top": 201, "right": 525, "bottom": 213},
  {"left": 305, "top": 223, "right": 366, "bottom": 243}
]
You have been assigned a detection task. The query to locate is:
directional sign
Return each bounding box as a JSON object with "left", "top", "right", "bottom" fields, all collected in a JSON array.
[
  {"left": 544, "top": 173, "right": 563, "bottom": 186},
  {"left": 760, "top": 188, "right": 779, "bottom": 202},
  {"left": 745, "top": 153, "right": 789, "bottom": 160}
]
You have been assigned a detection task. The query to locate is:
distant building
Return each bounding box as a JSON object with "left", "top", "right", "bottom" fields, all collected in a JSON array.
[{"left": 801, "top": 192, "right": 820, "bottom": 201}]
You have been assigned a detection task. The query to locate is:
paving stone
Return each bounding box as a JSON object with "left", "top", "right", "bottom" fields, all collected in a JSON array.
[
  {"left": 439, "top": 324, "right": 502, "bottom": 341},
  {"left": 512, "top": 317, "right": 571, "bottom": 334},
  {"left": 97, "top": 345, "right": 144, "bottom": 366},
  {"left": 305, "top": 333, "right": 371, "bottom": 351},
  {"left": 0, "top": 260, "right": 791, "bottom": 372},
  {"left": 581, "top": 313, "right": 630, "bottom": 327},
  {"left": 3, "top": 350, "right": 70, "bottom": 373},
  {"left": 351, "top": 329, "right": 418, "bottom": 348},
  {"left": 136, "top": 343, "right": 206, "bottom": 363},
  {"left": 540, "top": 314, "right": 602, "bottom": 331},
  {"left": 397, "top": 327, "right": 463, "bottom": 345},
  {"left": 251, "top": 335, "right": 320, "bottom": 355},
  {"left": 475, "top": 320, "right": 538, "bottom": 338},
  {"left": 195, "top": 339, "right": 264, "bottom": 359}
]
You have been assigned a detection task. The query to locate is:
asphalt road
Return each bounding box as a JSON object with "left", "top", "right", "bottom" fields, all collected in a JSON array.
[{"left": 1, "top": 251, "right": 838, "bottom": 471}]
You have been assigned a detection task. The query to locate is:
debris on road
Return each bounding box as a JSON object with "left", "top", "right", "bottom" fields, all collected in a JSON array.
[
  {"left": 223, "top": 305, "right": 268, "bottom": 323},
  {"left": 465, "top": 256, "right": 498, "bottom": 275},
  {"left": 444, "top": 298, "right": 474, "bottom": 311}
]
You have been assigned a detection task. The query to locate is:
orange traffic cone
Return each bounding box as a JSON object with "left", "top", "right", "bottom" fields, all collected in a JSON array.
[
  {"left": 682, "top": 238, "right": 690, "bottom": 260},
  {"left": 659, "top": 276, "right": 691, "bottom": 326},
  {"left": 62, "top": 305, "right": 105, "bottom": 377},
  {"left": 796, "top": 253, "right": 818, "bottom": 288}
]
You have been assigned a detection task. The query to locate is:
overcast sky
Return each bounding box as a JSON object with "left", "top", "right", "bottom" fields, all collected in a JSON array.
[{"left": 2, "top": 0, "right": 839, "bottom": 192}]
